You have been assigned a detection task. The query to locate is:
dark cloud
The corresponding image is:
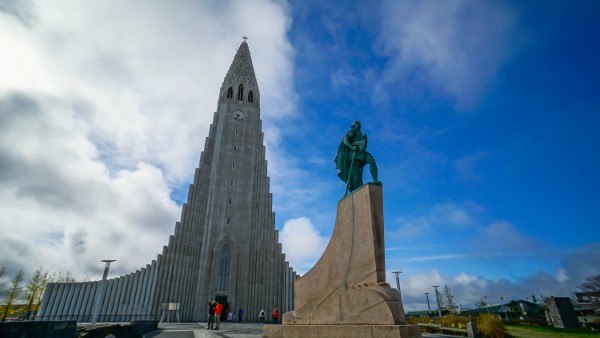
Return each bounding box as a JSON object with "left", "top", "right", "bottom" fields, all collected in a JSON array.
[{"left": 0, "top": 0, "right": 36, "bottom": 27}]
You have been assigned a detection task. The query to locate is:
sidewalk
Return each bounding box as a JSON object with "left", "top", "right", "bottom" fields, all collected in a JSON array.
[
  {"left": 143, "top": 322, "right": 460, "bottom": 338},
  {"left": 143, "top": 322, "right": 265, "bottom": 338}
]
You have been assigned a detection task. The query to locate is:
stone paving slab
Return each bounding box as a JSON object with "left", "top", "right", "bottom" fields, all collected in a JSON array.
[{"left": 143, "top": 322, "right": 459, "bottom": 338}]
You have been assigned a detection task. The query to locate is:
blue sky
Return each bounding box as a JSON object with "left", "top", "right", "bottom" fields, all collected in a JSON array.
[
  {"left": 0, "top": 0, "right": 598, "bottom": 311},
  {"left": 275, "top": 0, "right": 600, "bottom": 309}
]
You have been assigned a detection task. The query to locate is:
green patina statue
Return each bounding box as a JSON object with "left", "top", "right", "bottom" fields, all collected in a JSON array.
[{"left": 334, "top": 121, "right": 379, "bottom": 195}]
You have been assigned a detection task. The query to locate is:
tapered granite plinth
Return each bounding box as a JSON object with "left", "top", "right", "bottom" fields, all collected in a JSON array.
[{"left": 264, "top": 184, "right": 421, "bottom": 337}]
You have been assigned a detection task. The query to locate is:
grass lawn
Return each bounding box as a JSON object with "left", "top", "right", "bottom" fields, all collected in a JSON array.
[{"left": 506, "top": 324, "right": 599, "bottom": 338}]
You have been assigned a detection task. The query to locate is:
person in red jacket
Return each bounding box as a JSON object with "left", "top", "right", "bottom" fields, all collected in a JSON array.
[
  {"left": 272, "top": 308, "right": 280, "bottom": 324},
  {"left": 214, "top": 301, "right": 223, "bottom": 330}
]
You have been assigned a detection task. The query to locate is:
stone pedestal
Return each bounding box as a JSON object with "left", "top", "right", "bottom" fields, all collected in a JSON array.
[{"left": 264, "top": 184, "right": 421, "bottom": 337}]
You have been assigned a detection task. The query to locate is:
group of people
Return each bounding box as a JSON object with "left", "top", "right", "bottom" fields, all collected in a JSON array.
[
  {"left": 207, "top": 302, "right": 280, "bottom": 329},
  {"left": 206, "top": 300, "right": 223, "bottom": 330},
  {"left": 259, "top": 308, "right": 280, "bottom": 324}
]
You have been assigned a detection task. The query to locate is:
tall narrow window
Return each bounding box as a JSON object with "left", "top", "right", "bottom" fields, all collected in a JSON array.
[
  {"left": 227, "top": 87, "right": 233, "bottom": 99},
  {"left": 248, "top": 91, "right": 254, "bottom": 103},
  {"left": 237, "top": 84, "right": 244, "bottom": 100},
  {"left": 232, "top": 162, "right": 235, "bottom": 169},
  {"left": 218, "top": 244, "right": 230, "bottom": 290},
  {"left": 233, "top": 146, "right": 237, "bottom": 152},
  {"left": 228, "top": 198, "right": 232, "bottom": 205},
  {"left": 230, "top": 180, "right": 234, "bottom": 187}
]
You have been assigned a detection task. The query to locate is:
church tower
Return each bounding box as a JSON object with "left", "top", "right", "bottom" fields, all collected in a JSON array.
[{"left": 36, "top": 41, "right": 297, "bottom": 322}]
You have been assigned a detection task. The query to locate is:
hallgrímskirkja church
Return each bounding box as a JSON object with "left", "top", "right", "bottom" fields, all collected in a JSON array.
[{"left": 37, "top": 41, "right": 297, "bottom": 322}]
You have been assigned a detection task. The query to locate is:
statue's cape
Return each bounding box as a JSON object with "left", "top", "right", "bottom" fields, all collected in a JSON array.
[
  {"left": 335, "top": 142, "right": 351, "bottom": 183},
  {"left": 335, "top": 128, "right": 368, "bottom": 183}
]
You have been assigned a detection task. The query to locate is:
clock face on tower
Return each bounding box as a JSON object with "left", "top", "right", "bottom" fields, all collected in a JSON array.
[{"left": 233, "top": 111, "right": 245, "bottom": 120}]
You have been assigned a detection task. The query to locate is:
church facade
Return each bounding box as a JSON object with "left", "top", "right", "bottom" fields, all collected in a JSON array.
[{"left": 36, "top": 41, "right": 297, "bottom": 322}]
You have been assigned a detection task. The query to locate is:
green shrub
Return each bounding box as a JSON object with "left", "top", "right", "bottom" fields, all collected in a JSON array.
[{"left": 477, "top": 313, "right": 507, "bottom": 338}]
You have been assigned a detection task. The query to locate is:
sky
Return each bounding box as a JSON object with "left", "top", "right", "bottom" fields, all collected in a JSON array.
[{"left": 0, "top": 0, "right": 598, "bottom": 312}]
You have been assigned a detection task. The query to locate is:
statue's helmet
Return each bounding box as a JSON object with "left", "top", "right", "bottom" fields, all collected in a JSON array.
[{"left": 352, "top": 121, "right": 361, "bottom": 128}]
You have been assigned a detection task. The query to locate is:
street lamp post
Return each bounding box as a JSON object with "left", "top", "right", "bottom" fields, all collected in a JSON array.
[
  {"left": 424, "top": 292, "right": 432, "bottom": 315},
  {"left": 92, "top": 259, "right": 116, "bottom": 323},
  {"left": 484, "top": 296, "right": 490, "bottom": 314},
  {"left": 432, "top": 285, "right": 442, "bottom": 318},
  {"left": 500, "top": 296, "right": 507, "bottom": 319},
  {"left": 391, "top": 271, "right": 402, "bottom": 300}
]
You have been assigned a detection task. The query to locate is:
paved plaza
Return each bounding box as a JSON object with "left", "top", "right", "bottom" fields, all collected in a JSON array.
[{"left": 143, "top": 322, "right": 458, "bottom": 338}]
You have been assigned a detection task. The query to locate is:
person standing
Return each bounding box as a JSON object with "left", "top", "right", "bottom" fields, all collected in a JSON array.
[
  {"left": 214, "top": 301, "right": 223, "bottom": 330},
  {"left": 259, "top": 308, "right": 265, "bottom": 323},
  {"left": 238, "top": 307, "right": 244, "bottom": 322},
  {"left": 272, "top": 308, "right": 280, "bottom": 324},
  {"left": 207, "top": 301, "right": 216, "bottom": 330}
]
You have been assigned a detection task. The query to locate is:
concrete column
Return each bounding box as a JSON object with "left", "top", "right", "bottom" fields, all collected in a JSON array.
[
  {"left": 163, "top": 236, "right": 177, "bottom": 305},
  {"left": 84, "top": 282, "right": 99, "bottom": 322},
  {"left": 61, "top": 284, "right": 74, "bottom": 320},
  {"left": 45, "top": 283, "right": 60, "bottom": 319},
  {"left": 67, "top": 283, "right": 82, "bottom": 320},
  {"left": 53, "top": 283, "right": 68, "bottom": 320},
  {"left": 171, "top": 223, "right": 185, "bottom": 314},
  {"left": 135, "top": 266, "right": 149, "bottom": 319},
  {"left": 107, "top": 277, "right": 123, "bottom": 322},
  {"left": 37, "top": 283, "right": 55, "bottom": 319},
  {"left": 125, "top": 273, "right": 135, "bottom": 320},
  {"left": 128, "top": 271, "right": 141, "bottom": 320},
  {"left": 78, "top": 283, "right": 92, "bottom": 321},
  {"left": 100, "top": 279, "right": 115, "bottom": 322},
  {"left": 73, "top": 283, "right": 87, "bottom": 321},
  {"left": 151, "top": 255, "right": 163, "bottom": 317},
  {"left": 115, "top": 275, "right": 129, "bottom": 322},
  {"left": 140, "top": 266, "right": 151, "bottom": 318},
  {"left": 155, "top": 245, "right": 170, "bottom": 313},
  {"left": 258, "top": 173, "right": 267, "bottom": 315},
  {"left": 108, "top": 277, "right": 122, "bottom": 321},
  {"left": 284, "top": 262, "right": 289, "bottom": 312},
  {"left": 277, "top": 242, "right": 283, "bottom": 312},
  {"left": 146, "top": 261, "right": 157, "bottom": 318},
  {"left": 59, "top": 283, "right": 74, "bottom": 320},
  {"left": 267, "top": 205, "right": 274, "bottom": 316}
]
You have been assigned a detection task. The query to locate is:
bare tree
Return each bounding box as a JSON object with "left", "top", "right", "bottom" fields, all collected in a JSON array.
[
  {"left": 2, "top": 269, "right": 25, "bottom": 321},
  {"left": 476, "top": 298, "right": 488, "bottom": 309},
  {"left": 441, "top": 284, "right": 459, "bottom": 314},
  {"left": 578, "top": 274, "right": 600, "bottom": 292},
  {"left": 53, "top": 271, "right": 76, "bottom": 283}
]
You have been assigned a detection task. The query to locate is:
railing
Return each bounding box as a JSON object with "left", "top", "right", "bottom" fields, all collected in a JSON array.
[
  {"left": 418, "top": 322, "right": 476, "bottom": 337},
  {"left": 35, "top": 314, "right": 159, "bottom": 322}
]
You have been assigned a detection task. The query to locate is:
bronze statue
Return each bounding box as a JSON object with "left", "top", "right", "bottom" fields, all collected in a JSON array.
[{"left": 334, "top": 121, "right": 379, "bottom": 195}]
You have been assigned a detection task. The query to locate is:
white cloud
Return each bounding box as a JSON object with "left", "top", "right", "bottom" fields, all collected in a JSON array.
[
  {"left": 453, "top": 151, "right": 489, "bottom": 184},
  {"left": 391, "top": 244, "right": 600, "bottom": 311},
  {"left": 0, "top": 1, "right": 295, "bottom": 280},
  {"left": 280, "top": 217, "right": 329, "bottom": 275},
  {"left": 472, "top": 220, "right": 539, "bottom": 254},
  {"left": 377, "top": 0, "right": 519, "bottom": 109},
  {"left": 390, "top": 201, "right": 481, "bottom": 240}
]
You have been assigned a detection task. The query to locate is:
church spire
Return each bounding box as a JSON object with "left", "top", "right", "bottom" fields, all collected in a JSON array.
[{"left": 220, "top": 40, "right": 259, "bottom": 105}]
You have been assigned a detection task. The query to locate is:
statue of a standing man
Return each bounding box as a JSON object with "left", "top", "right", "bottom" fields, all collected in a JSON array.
[{"left": 334, "top": 121, "right": 379, "bottom": 195}]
